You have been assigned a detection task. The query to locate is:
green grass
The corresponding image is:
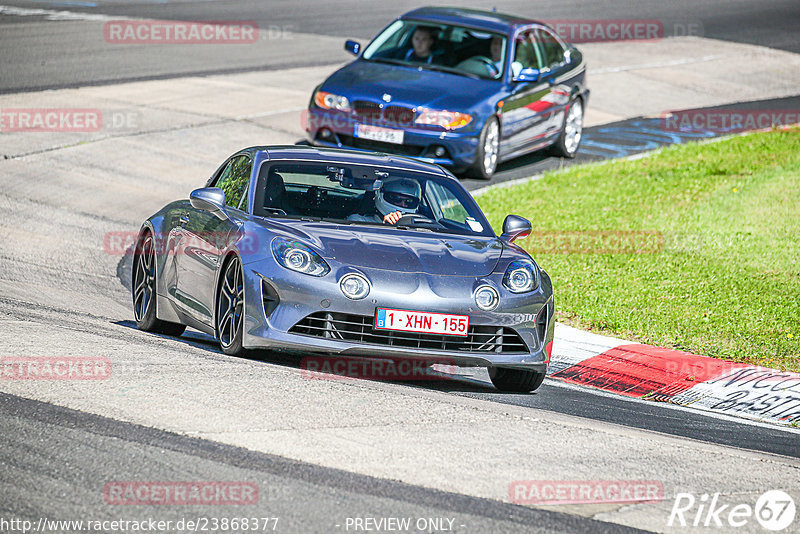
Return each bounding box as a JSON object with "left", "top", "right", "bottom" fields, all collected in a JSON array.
[{"left": 477, "top": 128, "right": 800, "bottom": 372}]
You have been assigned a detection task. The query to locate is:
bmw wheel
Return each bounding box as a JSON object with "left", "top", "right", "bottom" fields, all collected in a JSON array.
[
  {"left": 467, "top": 116, "right": 500, "bottom": 179},
  {"left": 132, "top": 231, "right": 186, "bottom": 336},
  {"left": 488, "top": 366, "right": 546, "bottom": 393},
  {"left": 550, "top": 97, "right": 583, "bottom": 158},
  {"left": 217, "top": 255, "right": 246, "bottom": 356}
]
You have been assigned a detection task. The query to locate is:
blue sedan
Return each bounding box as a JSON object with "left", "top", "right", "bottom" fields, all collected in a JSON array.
[{"left": 306, "top": 6, "right": 589, "bottom": 179}]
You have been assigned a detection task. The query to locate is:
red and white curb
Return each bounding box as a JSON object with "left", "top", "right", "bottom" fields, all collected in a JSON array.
[{"left": 550, "top": 324, "right": 800, "bottom": 427}]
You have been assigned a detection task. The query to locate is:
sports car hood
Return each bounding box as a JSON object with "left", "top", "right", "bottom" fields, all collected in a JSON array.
[
  {"left": 261, "top": 219, "right": 503, "bottom": 276},
  {"left": 321, "top": 59, "right": 498, "bottom": 111}
]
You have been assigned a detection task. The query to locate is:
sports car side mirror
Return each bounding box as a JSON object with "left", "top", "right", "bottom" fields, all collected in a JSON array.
[
  {"left": 501, "top": 215, "right": 532, "bottom": 242},
  {"left": 190, "top": 187, "right": 227, "bottom": 218},
  {"left": 513, "top": 68, "right": 540, "bottom": 83},
  {"left": 344, "top": 40, "right": 361, "bottom": 56}
]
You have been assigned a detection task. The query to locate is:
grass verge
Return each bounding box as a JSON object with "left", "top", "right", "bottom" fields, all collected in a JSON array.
[{"left": 478, "top": 127, "right": 800, "bottom": 372}]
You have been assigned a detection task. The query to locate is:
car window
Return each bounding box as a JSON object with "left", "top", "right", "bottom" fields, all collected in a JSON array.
[
  {"left": 214, "top": 155, "right": 251, "bottom": 210},
  {"left": 254, "top": 163, "right": 493, "bottom": 237},
  {"left": 512, "top": 30, "right": 540, "bottom": 76},
  {"left": 362, "top": 20, "right": 506, "bottom": 80},
  {"left": 425, "top": 181, "right": 483, "bottom": 232},
  {"left": 535, "top": 28, "right": 566, "bottom": 70}
]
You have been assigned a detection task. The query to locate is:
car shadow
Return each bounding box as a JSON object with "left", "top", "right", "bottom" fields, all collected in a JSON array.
[{"left": 113, "top": 320, "right": 503, "bottom": 394}]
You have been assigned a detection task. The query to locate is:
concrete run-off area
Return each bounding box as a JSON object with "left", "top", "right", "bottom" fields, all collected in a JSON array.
[{"left": 1, "top": 34, "right": 800, "bottom": 533}]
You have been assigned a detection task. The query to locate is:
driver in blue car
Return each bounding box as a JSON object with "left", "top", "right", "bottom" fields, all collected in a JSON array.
[
  {"left": 404, "top": 26, "right": 441, "bottom": 64},
  {"left": 349, "top": 178, "right": 422, "bottom": 225}
]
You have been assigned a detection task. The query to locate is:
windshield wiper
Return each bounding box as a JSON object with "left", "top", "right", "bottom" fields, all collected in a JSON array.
[
  {"left": 364, "top": 57, "right": 409, "bottom": 67},
  {"left": 419, "top": 64, "right": 480, "bottom": 79}
]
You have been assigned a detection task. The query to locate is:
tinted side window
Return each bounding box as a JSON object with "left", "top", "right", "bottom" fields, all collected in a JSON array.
[
  {"left": 512, "top": 30, "right": 539, "bottom": 70},
  {"left": 215, "top": 155, "right": 251, "bottom": 210},
  {"left": 536, "top": 29, "right": 565, "bottom": 69}
]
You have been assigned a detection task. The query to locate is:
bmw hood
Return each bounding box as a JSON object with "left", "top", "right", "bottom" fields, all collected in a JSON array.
[
  {"left": 261, "top": 220, "right": 503, "bottom": 276},
  {"left": 321, "top": 60, "right": 498, "bottom": 111}
]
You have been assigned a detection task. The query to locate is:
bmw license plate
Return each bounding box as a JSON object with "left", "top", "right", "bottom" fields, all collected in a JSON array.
[
  {"left": 355, "top": 124, "right": 404, "bottom": 144},
  {"left": 375, "top": 308, "right": 469, "bottom": 337}
]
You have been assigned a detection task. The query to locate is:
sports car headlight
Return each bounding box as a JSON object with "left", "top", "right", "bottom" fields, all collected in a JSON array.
[
  {"left": 414, "top": 109, "right": 473, "bottom": 130},
  {"left": 503, "top": 260, "right": 539, "bottom": 293},
  {"left": 271, "top": 238, "right": 330, "bottom": 277},
  {"left": 314, "top": 91, "right": 351, "bottom": 112}
]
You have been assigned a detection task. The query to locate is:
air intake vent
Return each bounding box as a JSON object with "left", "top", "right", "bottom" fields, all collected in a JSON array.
[{"left": 290, "top": 312, "right": 528, "bottom": 353}]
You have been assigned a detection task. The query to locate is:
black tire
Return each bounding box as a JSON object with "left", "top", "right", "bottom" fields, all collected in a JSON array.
[
  {"left": 549, "top": 97, "right": 584, "bottom": 158},
  {"left": 489, "top": 367, "right": 546, "bottom": 393},
  {"left": 132, "top": 231, "right": 186, "bottom": 336},
  {"left": 466, "top": 116, "right": 500, "bottom": 179},
  {"left": 216, "top": 255, "right": 246, "bottom": 356}
]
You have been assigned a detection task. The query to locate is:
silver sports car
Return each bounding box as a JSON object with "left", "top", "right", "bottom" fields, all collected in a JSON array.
[{"left": 132, "top": 146, "right": 554, "bottom": 392}]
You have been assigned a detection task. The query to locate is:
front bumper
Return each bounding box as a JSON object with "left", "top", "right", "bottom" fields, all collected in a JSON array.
[
  {"left": 305, "top": 107, "right": 481, "bottom": 171},
  {"left": 240, "top": 258, "right": 554, "bottom": 371}
]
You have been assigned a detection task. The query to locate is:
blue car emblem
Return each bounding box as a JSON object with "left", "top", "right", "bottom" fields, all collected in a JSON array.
[{"left": 382, "top": 93, "right": 392, "bottom": 103}]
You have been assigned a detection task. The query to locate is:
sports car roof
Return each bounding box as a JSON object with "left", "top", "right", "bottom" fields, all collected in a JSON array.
[{"left": 243, "top": 145, "right": 452, "bottom": 177}]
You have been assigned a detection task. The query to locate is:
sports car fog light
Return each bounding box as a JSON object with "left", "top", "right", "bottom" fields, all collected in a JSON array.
[
  {"left": 503, "top": 260, "right": 539, "bottom": 293},
  {"left": 475, "top": 285, "right": 499, "bottom": 311},
  {"left": 271, "top": 237, "right": 330, "bottom": 276},
  {"left": 340, "top": 273, "right": 370, "bottom": 299}
]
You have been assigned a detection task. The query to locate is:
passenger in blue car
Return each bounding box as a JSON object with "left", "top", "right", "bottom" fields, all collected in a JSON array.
[{"left": 404, "top": 26, "right": 440, "bottom": 64}]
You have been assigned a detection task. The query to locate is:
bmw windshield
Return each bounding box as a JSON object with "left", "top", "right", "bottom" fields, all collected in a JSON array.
[
  {"left": 254, "top": 162, "right": 494, "bottom": 238},
  {"left": 362, "top": 20, "right": 507, "bottom": 80}
]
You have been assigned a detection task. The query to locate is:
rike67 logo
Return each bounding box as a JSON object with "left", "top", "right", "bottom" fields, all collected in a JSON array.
[{"left": 668, "top": 490, "right": 795, "bottom": 531}]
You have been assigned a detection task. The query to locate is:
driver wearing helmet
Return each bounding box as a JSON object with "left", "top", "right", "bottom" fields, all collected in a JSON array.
[{"left": 348, "top": 178, "right": 422, "bottom": 225}]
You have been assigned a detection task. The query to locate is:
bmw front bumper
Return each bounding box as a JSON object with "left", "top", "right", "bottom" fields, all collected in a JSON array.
[{"left": 305, "top": 108, "right": 481, "bottom": 172}]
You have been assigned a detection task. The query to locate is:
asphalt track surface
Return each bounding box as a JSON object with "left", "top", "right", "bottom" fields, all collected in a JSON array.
[
  {"left": 0, "top": 0, "right": 799, "bottom": 93},
  {"left": 1, "top": 393, "right": 643, "bottom": 534},
  {"left": 2, "top": 2, "right": 800, "bottom": 532}
]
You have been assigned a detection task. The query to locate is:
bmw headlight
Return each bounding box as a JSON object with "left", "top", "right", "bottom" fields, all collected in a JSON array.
[
  {"left": 475, "top": 285, "right": 499, "bottom": 311},
  {"left": 271, "top": 238, "right": 330, "bottom": 276},
  {"left": 503, "top": 260, "right": 539, "bottom": 293},
  {"left": 414, "top": 109, "right": 473, "bottom": 130},
  {"left": 314, "top": 91, "right": 351, "bottom": 112}
]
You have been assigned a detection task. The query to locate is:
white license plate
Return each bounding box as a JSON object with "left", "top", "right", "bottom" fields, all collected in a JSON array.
[
  {"left": 354, "top": 124, "right": 404, "bottom": 144},
  {"left": 374, "top": 308, "right": 469, "bottom": 337}
]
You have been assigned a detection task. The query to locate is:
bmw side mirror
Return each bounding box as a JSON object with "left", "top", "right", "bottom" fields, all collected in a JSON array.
[
  {"left": 513, "top": 68, "right": 540, "bottom": 83},
  {"left": 501, "top": 215, "right": 532, "bottom": 242},
  {"left": 344, "top": 40, "right": 361, "bottom": 56},
  {"left": 190, "top": 187, "right": 227, "bottom": 219}
]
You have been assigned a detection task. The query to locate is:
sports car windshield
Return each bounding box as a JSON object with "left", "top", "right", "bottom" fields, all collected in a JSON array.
[
  {"left": 254, "top": 162, "right": 494, "bottom": 237},
  {"left": 362, "top": 20, "right": 507, "bottom": 80}
]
